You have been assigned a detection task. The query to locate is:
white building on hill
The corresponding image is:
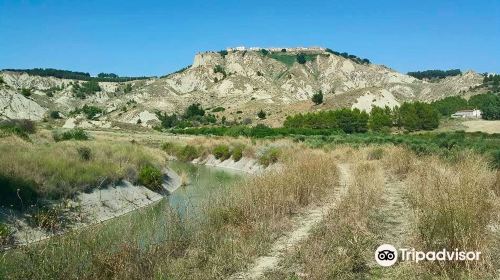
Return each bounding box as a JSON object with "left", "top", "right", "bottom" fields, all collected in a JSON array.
[{"left": 451, "top": 109, "right": 482, "bottom": 119}]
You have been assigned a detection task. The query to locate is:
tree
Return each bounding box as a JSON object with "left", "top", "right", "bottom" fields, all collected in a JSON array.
[
  {"left": 296, "top": 53, "right": 307, "bottom": 64},
  {"left": 184, "top": 103, "right": 205, "bottom": 119},
  {"left": 257, "top": 110, "right": 266, "bottom": 119},
  {"left": 21, "top": 88, "right": 32, "bottom": 97},
  {"left": 124, "top": 83, "right": 133, "bottom": 93},
  {"left": 312, "top": 91, "right": 323, "bottom": 105},
  {"left": 369, "top": 106, "right": 392, "bottom": 131}
]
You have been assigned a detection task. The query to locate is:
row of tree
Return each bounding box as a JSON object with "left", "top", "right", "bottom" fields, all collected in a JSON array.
[
  {"left": 325, "top": 48, "right": 371, "bottom": 64},
  {"left": 284, "top": 102, "right": 439, "bottom": 133},
  {"left": 3, "top": 68, "right": 150, "bottom": 82},
  {"left": 407, "top": 69, "right": 462, "bottom": 80}
]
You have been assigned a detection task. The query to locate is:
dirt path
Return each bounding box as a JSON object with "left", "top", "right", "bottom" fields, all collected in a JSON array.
[
  {"left": 370, "top": 171, "right": 414, "bottom": 275},
  {"left": 228, "top": 163, "right": 351, "bottom": 280}
]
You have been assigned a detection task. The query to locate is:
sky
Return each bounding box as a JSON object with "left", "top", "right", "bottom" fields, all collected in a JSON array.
[{"left": 0, "top": 0, "right": 499, "bottom": 77}]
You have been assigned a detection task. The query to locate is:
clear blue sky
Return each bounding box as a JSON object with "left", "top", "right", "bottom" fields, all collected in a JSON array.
[{"left": 1, "top": 0, "right": 499, "bottom": 76}]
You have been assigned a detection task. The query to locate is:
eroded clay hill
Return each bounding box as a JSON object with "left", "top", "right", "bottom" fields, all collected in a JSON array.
[{"left": 0, "top": 48, "right": 484, "bottom": 126}]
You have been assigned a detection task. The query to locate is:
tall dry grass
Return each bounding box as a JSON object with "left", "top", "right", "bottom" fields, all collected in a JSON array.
[
  {"left": 267, "top": 159, "right": 386, "bottom": 279},
  {"left": 1, "top": 148, "right": 339, "bottom": 279},
  {"left": 406, "top": 152, "right": 495, "bottom": 271}
]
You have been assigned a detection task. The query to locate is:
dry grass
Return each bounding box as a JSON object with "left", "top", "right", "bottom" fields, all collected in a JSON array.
[
  {"left": 406, "top": 152, "right": 496, "bottom": 275},
  {"left": 0, "top": 136, "right": 165, "bottom": 199},
  {"left": 266, "top": 158, "right": 385, "bottom": 279},
  {"left": 1, "top": 148, "right": 339, "bottom": 279}
]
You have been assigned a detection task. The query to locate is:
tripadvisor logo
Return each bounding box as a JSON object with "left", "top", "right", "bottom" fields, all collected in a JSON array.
[{"left": 374, "top": 244, "right": 481, "bottom": 267}]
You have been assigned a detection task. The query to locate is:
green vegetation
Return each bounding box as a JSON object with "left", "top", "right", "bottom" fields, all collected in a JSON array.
[
  {"left": 21, "top": 88, "right": 32, "bottom": 97},
  {"left": 0, "top": 138, "right": 164, "bottom": 207},
  {"left": 483, "top": 74, "right": 500, "bottom": 93},
  {"left": 213, "top": 65, "right": 227, "bottom": 79},
  {"left": 469, "top": 93, "right": 500, "bottom": 120},
  {"left": 398, "top": 102, "right": 439, "bottom": 131},
  {"left": 429, "top": 93, "right": 500, "bottom": 120},
  {"left": 325, "top": 48, "right": 370, "bottom": 64},
  {"left": 284, "top": 108, "right": 369, "bottom": 133},
  {"left": 0, "top": 119, "right": 36, "bottom": 138},
  {"left": 268, "top": 53, "right": 297, "bottom": 67},
  {"left": 213, "top": 144, "right": 231, "bottom": 160},
  {"left": 407, "top": 69, "right": 462, "bottom": 80},
  {"left": 156, "top": 103, "right": 217, "bottom": 129},
  {"left": 50, "top": 111, "right": 62, "bottom": 119},
  {"left": 231, "top": 145, "right": 244, "bottom": 162},
  {"left": 257, "top": 109, "right": 266, "bottom": 119},
  {"left": 3, "top": 68, "right": 150, "bottom": 82},
  {"left": 430, "top": 96, "right": 469, "bottom": 116},
  {"left": 162, "top": 142, "right": 202, "bottom": 162},
  {"left": 72, "top": 81, "right": 101, "bottom": 99},
  {"left": 70, "top": 105, "right": 104, "bottom": 120},
  {"left": 311, "top": 91, "right": 323, "bottom": 105},
  {"left": 138, "top": 165, "right": 163, "bottom": 192},
  {"left": 76, "top": 146, "right": 92, "bottom": 161},
  {"left": 53, "top": 128, "right": 89, "bottom": 141},
  {"left": 368, "top": 106, "right": 392, "bottom": 131},
  {"left": 258, "top": 147, "right": 281, "bottom": 166},
  {"left": 211, "top": 106, "right": 225, "bottom": 112},
  {"left": 123, "top": 83, "right": 133, "bottom": 93}
]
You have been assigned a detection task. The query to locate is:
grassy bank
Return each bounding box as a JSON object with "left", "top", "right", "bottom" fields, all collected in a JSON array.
[{"left": 0, "top": 136, "right": 165, "bottom": 209}]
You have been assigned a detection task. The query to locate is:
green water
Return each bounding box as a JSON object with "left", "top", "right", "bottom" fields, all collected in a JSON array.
[
  {"left": 109, "top": 162, "right": 244, "bottom": 248},
  {"left": 167, "top": 161, "right": 242, "bottom": 214}
]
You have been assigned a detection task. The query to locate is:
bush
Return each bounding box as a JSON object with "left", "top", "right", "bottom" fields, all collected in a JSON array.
[
  {"left": 212, "top": 106, "right": 225, "bottom": 112},
  {"left": 257, "top": 110, "right": 266, "bottom": 119},
  {"left": 258, "top": 147, "right": 281, "bottom": 166},
  {"left": 232, "top": 145, "right": 244, "bottom": 162},
  {"left": 213, "top": 144, "right": 231, "bottom": 161},
  {"left": 177, "top": 145, "right": 200, "bottom": 162},
  {"left": 0, "top": 222, "right": 11, "bottom": 242},
  {"left": 77, "top": 147, "right": 92, "bottom": 161},
  {"left": 21, "top": 88, "right": 32, "bottom": 97},
  {"left": 50, "top": 111, "right": 62, "bottom": 119},
  {"left": 296, "top": 53, "right": 307, "bottom": 64},
  {"left": 312, "top": 91, "right": 323, "bottom": 105},
  {"left": 138, "top": 165, "right": 163, "bottom": 192},
  {"left": 53, "top": 129, "right": 89, "bottom": 141},
  {"left": 0, "top": 119, "right": 36, "bottom": 138}
]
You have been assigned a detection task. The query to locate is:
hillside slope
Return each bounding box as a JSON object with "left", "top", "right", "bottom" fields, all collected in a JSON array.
[{"left": 0, "top": 48, "right": 484, "bottom": 126}]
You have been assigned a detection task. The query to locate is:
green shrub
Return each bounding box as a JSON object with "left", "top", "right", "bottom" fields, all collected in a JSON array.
[
  {"left": 0, "top": 119, "right": 36, "bottom": 138},
  {"left": 257, "top": 110, "right": 266, "bottom": 119},
  {"left": 177, "top": 145, "right": 200, "bottom": 161},
  {"left": 77, "top": 147, "right": 92, "bottom": 161},
  {"left": 53, "top": 129, "right": 89, "bottom": 142},
  {"left": 0, "top": 222, "right": 11, "bottom": 241},
  {"left": 213, "top": 144, "right": 231, "bottom": 160},
  {"left": 258, "top": 147, "right": 281, "bottom": 166},
  {"left": 138, "top": 165, "right": 163, "bottom": 192},
  {"left": 21, "top": 88, "right": 32, "bottom": 97},
  {"left": 212, "top": 106, "right": 225, "bottom": 112},
  {"left": 232, "top": 145, "right": 244, "bottom": 162},
  {"left": 50, "top": 111, "right": 62, "bottom": 119}
]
